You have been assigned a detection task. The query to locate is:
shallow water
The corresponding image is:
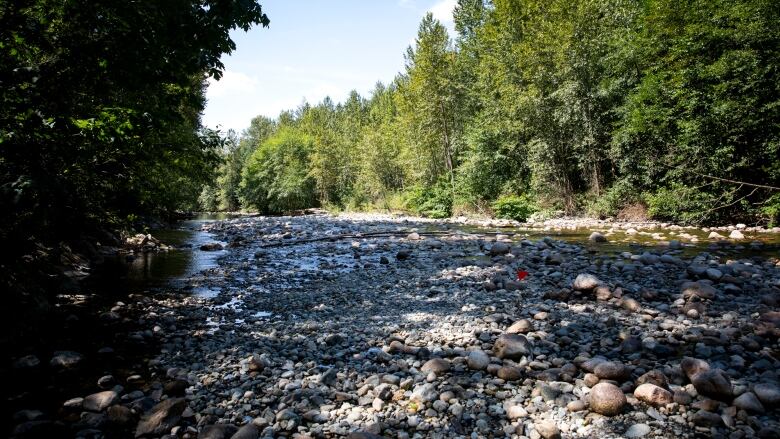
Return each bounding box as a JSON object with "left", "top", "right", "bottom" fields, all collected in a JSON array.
[
  {"left": 90, "top": 213, "right": 234, "bottom": 292},
  {"left": 446, "top": 223, "right": 780, "bottom": 260}
]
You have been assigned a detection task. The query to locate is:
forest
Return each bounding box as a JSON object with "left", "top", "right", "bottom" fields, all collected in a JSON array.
[
  {"left": 201, "top": 0, "right": 780, "bottom": 226},
  {"left": 3, "top": 2, "right": 780, "bottom": 438}
]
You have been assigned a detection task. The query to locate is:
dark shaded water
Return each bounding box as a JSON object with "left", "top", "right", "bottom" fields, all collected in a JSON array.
[{"left": 90, "top": 213, "right": 235, "bottom": 293}]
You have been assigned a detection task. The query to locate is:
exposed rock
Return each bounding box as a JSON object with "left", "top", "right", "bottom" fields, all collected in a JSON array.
[
  {"left": 634, "top": 383, "right": 672, "bottom": 406},
  {"left": 753, "top": 383, "right": 780, "bottom": 406},
  {"left": 732, "top": 392, "right": 764, "bottom": 413},
  {"left": 200, "top": 243, "right": 224, "bottom": 251},
  {"left": 625, "top": 423, "right": 651, "bottom": 438},
  {"left": 83, "top": 390, "right": 119, "bottom": 412},
  {"left": 589, "top": 382, "right": 627, "bottom": 416},
  {"left": 347, "top": 433, "right": 384, "bottom": 439},
  {"left": 229, "top": 423, "right": 259, "bottom": 439},
  {"left": 506, "top": 319, "right": 532, "bottom": 334},
  {"left": 497, "top": 366, "right": 523, "bottom": 381},
  {"left": 690, "top": 369, "right": 732, "bottom": 401},
  {"left": 489, "top": 242, "right": 511, "bottom": 256},
  {"left": 535, "top": 420, "right": 561, "bottom": 439},
  {"left": 493, "top": 333, "right": 532, "bottom": 360},
  {"left": 466, "top": 350, "right": 490, "bottom": 370},
  {"left": 199, "top": 424, "right": 239, "bottom": 439},
  {"left": 49, "top": 351, "right": 84, "bottom": 370},
  {"left": 729, "top": 230, "right": 745, "bottom": 239},
  {"left": 135, "top": 398, "right": 187, "bottom": 437},
  {"left": 572, "top": 274, "right": 601, "bottom": 291},
  {"left": 588, "top": 232, "right": 608, "bottom": 243},
  {"left": 681, "top": 282, "right": 716, "bottom": 300},
  {"left": 593, "top": 361, "right": 630, "bottom": 381},
  {"left": 420, "top": 358, "right": 450, "bottom": 374},
  {"left": 692, "top": 410, "right": 723, "bottom": 427},
  {"left": 636, "top": 370, "right": 669, "bottom": 390}
]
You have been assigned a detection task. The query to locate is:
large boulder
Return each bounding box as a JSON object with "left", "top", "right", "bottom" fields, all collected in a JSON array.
[{"left": 493, "top": 333, "right": 532, "bottom": 360}]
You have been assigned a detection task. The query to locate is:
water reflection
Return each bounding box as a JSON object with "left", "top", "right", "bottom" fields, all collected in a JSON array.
[{"left": 91, "top": 213, "right": 235, "bottom": 292}]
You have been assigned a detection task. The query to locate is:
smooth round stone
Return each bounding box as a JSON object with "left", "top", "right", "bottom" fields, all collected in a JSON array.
[
  {"left": 493, "top": 333, "right": 532, "bottom": 360},
  {"left": 420, "top": 358, "right": 450, "bottom": 375},
  {"left": 754, "top": 383, "right": 780, "bottom": 406},
  {"left": 733, "top": 392, "right": 765, "bottom": 413},
  {"left": 467, "top": 350, "right": 490, "bottom": 370},
  {"left": 506, "top": 319, "right": 532, "bottom": 334},
  {"left": 625, "top": 423, "right": 651, "bottom": 438},
  {"left": 589, "top": 382, "right": 627, "bottom": 416},
  {"left": 594, "top": 361, "right": 630, "bottom": 381},
  {"left": 535, "top": 420, "right": 561, "bottom": 439},
  {"left": 634, "top": 383, "right": 672, "bottom": 406}
]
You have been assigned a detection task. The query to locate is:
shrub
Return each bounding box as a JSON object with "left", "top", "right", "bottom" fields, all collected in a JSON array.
[
  {"left": 588, "top": 180, "right": 641, "bottom": 219},
  {"left": 239, "top": 128, "right": 317, "bottom": 213},
  {"left": 645, "top": 183, "right": 711, "bottom": 224},
  {"left": 492, "top": 195, "right": 537, "bottom": 222},
  {"left": 761, "top": 193, "right": 780, "bottom": 227},
  {"left": 405, "top": 179, "right": 453, "bottom": 218}
]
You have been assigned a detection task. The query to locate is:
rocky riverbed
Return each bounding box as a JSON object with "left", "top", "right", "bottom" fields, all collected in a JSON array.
[{"left": 6, "top": 213, "right": 780, "bottom": 438}]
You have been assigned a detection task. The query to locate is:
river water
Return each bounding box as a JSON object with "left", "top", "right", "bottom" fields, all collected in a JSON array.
[{"left": 109, "top": 214, "right": 779, "bottom": 295}]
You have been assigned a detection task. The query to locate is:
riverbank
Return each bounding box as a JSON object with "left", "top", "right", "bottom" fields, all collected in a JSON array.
[{"left": 6, "top": 212, "right": 780, "bottom": 438}]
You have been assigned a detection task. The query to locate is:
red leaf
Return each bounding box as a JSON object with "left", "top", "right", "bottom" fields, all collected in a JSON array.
[{"left": 517, "top": 270, "right": 529, "bottom": 280}]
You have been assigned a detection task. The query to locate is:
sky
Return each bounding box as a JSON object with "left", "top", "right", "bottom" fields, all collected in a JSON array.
[{"left": 202, "top": 0, "right": 457, "bottom": 134}]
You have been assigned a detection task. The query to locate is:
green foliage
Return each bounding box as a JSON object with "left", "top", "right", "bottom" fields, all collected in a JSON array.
[
  {"left": 198, "top": 185, "right": 219, "bottom": 212},
  {"left": 761, "top": 194, "right": 780, "bottom": 227},
  {"left": 239, "top": 128, "right": 317, "bottom": 213},
  {"left": 492, "top": 195, "right": 537, "bottom": 222},
  {"left": 1, "top": 0, "right": 270, "bottom": 260},
  {"left": 210, "top": 0, "right": 780, "bottom": 226},
  {"left": 404, "top": 179, "right": 453, "bottom": 219},
  {"left": 587, "top": 179, "right": 641, "bottom": 219},
  {"left": 645, "top": 184, "right": 712, "bottom": 224}
]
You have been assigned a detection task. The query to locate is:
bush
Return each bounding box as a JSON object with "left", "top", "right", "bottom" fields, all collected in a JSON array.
[
  {"left": 761, "top": 193, "right": 780, "bottom": 227},
  {"left": 645, "top": 184, "right": 711, "bottom": 224},
  {"left": 492, "top": 195, "right": 537, "bottom": 222},
  {"left": 239, "top": 128, "right": 318, "bottom": 213},
  {"left": 405, "top": 179, "right": 453, "bottom": 219},
  {"left": 588, "top": 180, "right": 641, "bottom": 219}
]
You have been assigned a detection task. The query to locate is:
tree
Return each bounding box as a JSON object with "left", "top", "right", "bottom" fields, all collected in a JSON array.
[
  {"left": 398, "top": 13, "right": 459, "bottom": 187},
  {"left": 1, "top": 0, "right": 270, "bottom": 248},
  {"left": 239, "top": 128, "right": 317, "bottom": 213}
]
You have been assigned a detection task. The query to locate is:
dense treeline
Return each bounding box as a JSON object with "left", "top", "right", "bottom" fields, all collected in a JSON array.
[
  {"left": 207, "top": 0, "right": 780, "bottom": 225},
  {"left": 0, "top": 1, "right": 268, "bottom": 316},
  {"left": 1, "top": 1, "right": 268, "bottom": 243}
]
